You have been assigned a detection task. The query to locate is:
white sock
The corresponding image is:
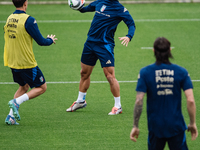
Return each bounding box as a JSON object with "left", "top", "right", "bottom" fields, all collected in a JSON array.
[
  {"left": 76, "top": 91, "right": 86, "bottom": 103},
  {"left": 114, "top": 96, "right": 121, "bottom": 108},
  {"left": 9, "top": 109, "right": 14, "bottom": 117},
  {"left": 16, "top": 93, "right": 29, "bottom": 105}
]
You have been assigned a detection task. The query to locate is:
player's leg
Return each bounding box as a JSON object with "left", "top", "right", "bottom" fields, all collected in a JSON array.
[
  {"left": 14, "top": 66, "right": 46, "bottom": 103},
  {"left": 26, "top": 83, "right": 47, "bottom": 99},
  {"left": 66, "top": 41, "right": 97, "bottom": 112},
  {"left": 148, "top": 132, "right": 166, "bottom": 150},
  {"left": 7, "top": 84, "right": 46, "bottom": 124},
  {"left": 14, "top": 83, "right": 30, "bottom": 98},
  {"left": 79, "top": 62, "right": 94, "bottom": 93},
  {"left": 6, "top": 66, "right": 46, "bottom": 124},
  {"left": 167, "top": 132, "right": 188, "bottom": 150},
  {"left": 96, "top": 43, "right": 122, "bottom": 115},
  {"left": 66, "top": 63, "right": 94, "bottom": 112},
  {"left": 5, "top": 84, "right": 29, "bottom": 125},
  {"left": 6, "top": 69, "right": 29, "bottom": 124},
  {"left": 103, "top": 67, "right": 119, "bottom": 97},
  {"left": 103, "top": 67, "right": 122, "bottom": 115}
]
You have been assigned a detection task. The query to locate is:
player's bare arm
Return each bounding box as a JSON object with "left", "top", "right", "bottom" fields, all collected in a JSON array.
[
  {"left": 118, "top": 36, "right": 130, "bottom": 47},
  {"left": 130, "top": 92, "right": 145, "bottom": 142},
  {"left": 134, "top": 92, "right": 145, "bottom": 128},
  {"left": 184, "top": 89, "right": 198, "bottom": 140}
]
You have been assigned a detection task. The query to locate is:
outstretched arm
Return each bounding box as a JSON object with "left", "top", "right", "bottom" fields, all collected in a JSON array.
[
  {"left": 119, "top": 9, "right": 135, "bottom": 47},
  {"left": 130, "top": 92, "right": 145, "bottom": 142},
  {"left": 25, "top": 16, "right": 56, "bottom": 46},
  {"left": 184, "top": 89, "right": 198, "bottom": 140},
  {"left": 79, "top": 1, "right": 97, "bottom": 13},
  {"left": 118, "top": 37, "right": 130, "bottom": 47}
]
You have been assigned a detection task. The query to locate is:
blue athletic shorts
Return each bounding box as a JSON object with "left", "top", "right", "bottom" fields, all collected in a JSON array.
[
  {"left": 81, "top": 41, "right": 115, "bottom": 68},
  {"left": 148, "top": 131, "right": 188, "bottom": 150},
  {"left": 11, "top": 66, "right": 46, "bottom": 88}
]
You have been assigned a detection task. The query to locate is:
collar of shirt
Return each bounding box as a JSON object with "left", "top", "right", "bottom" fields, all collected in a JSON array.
[{"left": 13, "top": 10, "right": 26, "bottom": 14}]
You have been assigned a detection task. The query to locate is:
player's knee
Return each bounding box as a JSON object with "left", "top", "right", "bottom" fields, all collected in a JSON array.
[
  {"left": 23, "top": 84, "right": 30, "bottom": 92},
  {"left": 106, "top": 74, "right": 115, "bottom": 84},
  {"left": 80, "top": 69, "right": 89, "bottom": 80},
  {"left": 19, "top": 84, "right": 30, "bottom": 93},
  {"left": 41, "top": 83, "right": 47, "bottom": 94}
]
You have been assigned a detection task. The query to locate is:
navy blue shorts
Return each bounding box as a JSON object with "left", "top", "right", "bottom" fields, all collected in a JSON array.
[
  {"left": 81, "top": 41, "right": 115, "bottom": 68},
  {"left": 148, "top": 131, "right": 188, "bottom": 150},
  {"left": 11, "top": 66, "right": 46, "bottom": 88}
]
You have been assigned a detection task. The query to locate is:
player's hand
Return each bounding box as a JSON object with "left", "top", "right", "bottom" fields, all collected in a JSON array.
[
  {"left": 130, "top": 127, "right": 140, "bottom": 142},
  {"left": 118, "top": 36, "right": 130, "bottom": 47},
  {"left": 47, "top": 34, "right": 57, "bottom": 44},
  {"left": 188, "top": 123, "right": 198, "bottom": 140}
]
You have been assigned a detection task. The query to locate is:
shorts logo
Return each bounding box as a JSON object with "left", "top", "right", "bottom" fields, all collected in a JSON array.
[
  {"left": 100, "top": 5, "right": 106, "bottom": 12},
  {"left": 106, "top": 60, "right": 111, "bottom": 64},
  {"left": 39, "top": 76, "right": 44, "bottom": 82}
]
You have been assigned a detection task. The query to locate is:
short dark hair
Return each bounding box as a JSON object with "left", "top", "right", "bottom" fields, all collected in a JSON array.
[
  {"left": 12, "top": 0, "right": 26, "bottom": 8},
  {"left": 154, "top": 37, "right": 173, "bottom": 64}
]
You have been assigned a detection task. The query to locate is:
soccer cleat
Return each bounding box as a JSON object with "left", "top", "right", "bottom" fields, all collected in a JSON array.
[
  {"left": 108, "top": 107, "right": 122, "bottom": 115},
  {"left": 8, "top": 99, "right": 20, "bottom": 121},
  {"left": 66, "top": 101, "right": 87, "bottom": 112},
  {"left": 5, "top": 115, "right": 19, "bottom": 125}
]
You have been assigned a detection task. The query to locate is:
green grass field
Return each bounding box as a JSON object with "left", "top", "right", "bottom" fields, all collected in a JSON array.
[{"left": 0, "top": 2, "right": 200, "bottom": 150}]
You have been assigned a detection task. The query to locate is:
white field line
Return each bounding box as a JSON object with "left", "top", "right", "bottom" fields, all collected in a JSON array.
[
  {"left": 0, "top": 81, "right": 137, "bottom": 85},
  {"left": 1, "top": 18, "right": 200, "bottom": 24},
  {"left": 0, "top": 80, "right": 200, "bottom": 85},
  {"left": 135, "top": 19, "right": 200, "bottom": 22}
]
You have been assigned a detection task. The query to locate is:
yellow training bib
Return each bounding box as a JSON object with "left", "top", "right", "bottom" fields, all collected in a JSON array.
[{"left": 4, "top": 13, "right": 37, "bottom": 69}]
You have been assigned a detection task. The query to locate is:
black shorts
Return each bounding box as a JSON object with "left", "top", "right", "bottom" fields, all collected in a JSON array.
[
  {"left": 148, "top": 131, "right": 188, "bottom": 150},
  {"left": 11, "top": 66, "right": 46, "bottom": 88},
  {"left": 81, "top": 41, "right": 115, "bottom": 68}
]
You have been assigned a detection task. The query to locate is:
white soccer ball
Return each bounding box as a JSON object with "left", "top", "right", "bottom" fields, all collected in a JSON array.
[{"left": 68, "top": 0, "right": 85, "bottom": 10}]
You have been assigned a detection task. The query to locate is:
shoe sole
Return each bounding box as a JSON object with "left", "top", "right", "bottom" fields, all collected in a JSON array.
[
  {"left": 5, "top": 118, "right": 19, "bottom": 125},
  {"left": 8, "top": 101, "right": 21, "bottom": 121},
  {"left": 5, "top": 120, "right": 11, "bottom": 125},
  {"left": 108, "top": 110, "right": 122, "bottom": 115},
  {"left": 5, "top": 121, "right": 19, "bottom": 125},
  {"left": 67, "top": 103, "right": 87, "bottom": 112}
]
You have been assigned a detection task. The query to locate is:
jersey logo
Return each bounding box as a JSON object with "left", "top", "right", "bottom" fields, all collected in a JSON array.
[
  {"left": 34, "top": 20, "right": 37, "bottom": 24},
  {"left": 124, "top": 8, "right": 127, "bottom": 12},
  {"left": 9, "top": 34, "right": 16, "bottom": 39},
  {"left": 157, "top": 89, "right": 173, "bottom": 95},
  {"left": 100, "top": 5, "right": 106, "bottom": 12}
]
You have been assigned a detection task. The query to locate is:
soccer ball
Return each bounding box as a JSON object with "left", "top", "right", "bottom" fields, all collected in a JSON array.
[{"left": 68, "top": 0, "right": 85, "bottom": 10}]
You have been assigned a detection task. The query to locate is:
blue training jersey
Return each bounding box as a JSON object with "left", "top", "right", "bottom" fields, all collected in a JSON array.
[
  {"left": 80, "top": 0, "right": 136, "bottom": 45},
  {"left": 13, "top": 10, "right": 53, "bottom": 46},
  {"left": 136, "top": 63, "right": 193, "bottom": 138}
]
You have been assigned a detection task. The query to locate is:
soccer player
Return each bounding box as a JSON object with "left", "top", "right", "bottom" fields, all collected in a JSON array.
[
  {"left": 130, "top": 37, "right": 198, "bottom": 149},
  {"left": 66, "top": 0, "right": 136, "bottom": 115},
  {"left": 4, "top": 0, "right": 57, "bottom": 125}
]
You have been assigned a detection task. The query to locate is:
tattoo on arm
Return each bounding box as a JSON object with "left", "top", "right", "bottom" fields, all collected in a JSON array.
[{"left": 133, "top": 92, "right": 145, "bottom": 128}]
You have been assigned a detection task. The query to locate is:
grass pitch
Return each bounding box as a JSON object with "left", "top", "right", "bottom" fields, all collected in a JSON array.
[{"left": 0, "top": 3, "right": 200, "bottom": 150}]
